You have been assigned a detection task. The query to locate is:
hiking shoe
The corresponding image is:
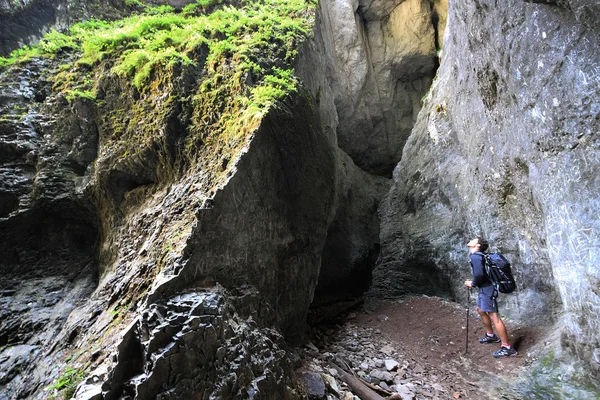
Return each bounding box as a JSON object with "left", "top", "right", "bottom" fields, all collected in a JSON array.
[
  {"left": 493, "top": 346, "right": 518, "bottom": 358},
  {"left": 478, "top": 334, "right": 501, "bottom": 344}
]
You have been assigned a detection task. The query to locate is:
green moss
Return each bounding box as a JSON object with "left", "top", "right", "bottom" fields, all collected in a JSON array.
[
  {"left": 3, "top": 0, "right": 316, "bottom": 188},
  {"left": 0, "top": 46, "right": 40, "bottom": 67},
  {"left": 38, "top": 30, "right": 79, "bottom": 53},
  {"left": 124, "top": 0, "right": 144, "bottom": 7},
  {"left": 539, "top": 349, "right": 555, "bottom": 367},
  {"left": 112, "top": 47, "right": 194, "bottom": 89},
  {"left": 182, "top": 0, "right": 223, "bottom": 15},
  {"left": 65, "top": 89, "right": 96, "bottom": 102},
  {"left": 3, "top": 0, "right": 313, "bottom": 89}
]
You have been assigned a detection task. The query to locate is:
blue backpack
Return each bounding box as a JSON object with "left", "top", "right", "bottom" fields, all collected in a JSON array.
[{"left": 483, "top": 253, "right": 516, "bottom": 294}]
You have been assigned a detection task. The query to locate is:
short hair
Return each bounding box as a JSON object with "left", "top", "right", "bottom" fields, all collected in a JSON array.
[{"left": 476, "top": 236, "right": 489, "bottom": 252}]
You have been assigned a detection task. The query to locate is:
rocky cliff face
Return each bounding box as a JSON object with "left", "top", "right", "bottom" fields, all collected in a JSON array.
[
  {"left": 0, "top": 59, "right": 319, "bottom": 400},
  {"left": 373, "top": 0, "right": 600, "bottom": 381},
  {"left": 300, "top": 0, "right": 446, "bottom": 308},
  {"left": 0, "top": 59, "right": 101, "bottom": 396}
]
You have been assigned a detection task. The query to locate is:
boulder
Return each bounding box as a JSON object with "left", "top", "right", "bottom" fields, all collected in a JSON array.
[{"left": 300, "top": 372, "right": 327, "bottom": 399}]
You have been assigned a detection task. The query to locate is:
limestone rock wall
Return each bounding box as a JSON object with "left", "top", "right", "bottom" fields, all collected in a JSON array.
[
  {"left": 373, "top": 0, "right": 600, "bottom": 378},
  {"left": 0, "top": 59, "right": 101, "bottom": 398},
  {"left": 295, "top": 6, "right": 392, "bottom": 309},
  {"left": 144, "top": 92, "right": 340, "bottom": 342},
  {"left": 0, "top": 0, "right": 58, "bottom": 56}
]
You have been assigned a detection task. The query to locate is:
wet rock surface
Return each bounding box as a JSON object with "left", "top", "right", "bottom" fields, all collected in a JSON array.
[{"left": 0, "top": 58, "right": 99, "bottom": 399}]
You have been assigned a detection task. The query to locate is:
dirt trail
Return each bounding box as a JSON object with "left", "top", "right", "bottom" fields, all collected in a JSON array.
[
  {"left": 355, "top": 296, "right": 541, "bottom": 398},
  {"left": 303, "top": 295, "right": 542, "bottom": 399}
]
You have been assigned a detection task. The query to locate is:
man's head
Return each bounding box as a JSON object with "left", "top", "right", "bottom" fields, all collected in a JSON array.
[{"left": 467, "top": 236, "right": 489, "bottom": 253}]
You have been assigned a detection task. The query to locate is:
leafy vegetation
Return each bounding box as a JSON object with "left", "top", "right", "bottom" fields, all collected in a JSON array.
[
  {"left": 1, "top": 0, "right": 315, "bottom": 143},
  {"left": 1, "top": 0, "right": 314, "bottom": 90},
  {"left": 2, "top": 0, "right": 316, "bottom": 195},
  {"left": 0, "top": 30, "right": 76, "bottom": 67},
  {"left": 48, "top": 367, "right": 85, "bottom": 399},
  {"left": 65, "top": 89, "right": 96, "bottom": 101}
]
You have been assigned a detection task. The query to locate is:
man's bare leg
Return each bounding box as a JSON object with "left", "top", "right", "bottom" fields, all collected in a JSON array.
[
  {"left": 489, "top": 312, "right": 510, "bottom": 345},
  {"left": 476, "top": 306, "right": 494, "bottom": 333}
]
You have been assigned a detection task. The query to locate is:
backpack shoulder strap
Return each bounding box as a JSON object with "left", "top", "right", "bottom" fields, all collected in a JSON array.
[
  {"left": 477, "top": 252, "right": 493, "bottom": 278},
  {"left": 473, "top": 251, "right": 488, "bottom": 263}
]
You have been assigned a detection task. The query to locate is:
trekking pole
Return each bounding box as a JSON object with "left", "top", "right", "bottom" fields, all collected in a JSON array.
[{"left": 465, "top": 287, "right": 470, "bottom": 355}]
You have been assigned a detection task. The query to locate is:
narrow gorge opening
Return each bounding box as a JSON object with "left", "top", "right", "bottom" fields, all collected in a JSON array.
[{"left": 310, "top": 0, "right": 450, "bottom": 313}]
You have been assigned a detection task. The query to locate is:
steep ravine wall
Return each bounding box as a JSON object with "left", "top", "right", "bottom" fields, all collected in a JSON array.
[
  {"left": 0, "top": 59, "right": 346, "bottom": 399},
  {"left": 296, "top": 0, "right": 389, "bottom": 309},
  {"left": 372, "top": 0, "right": 600, "bottom": 381},
  {"left": 78, "top": 89, "right": 344, "bottom": 400},
  {"left": 0, "top": 59, "right": 102, "bottom": 398}
]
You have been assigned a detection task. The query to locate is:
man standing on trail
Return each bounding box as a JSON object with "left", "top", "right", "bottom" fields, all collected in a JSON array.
[{"left": 463, "top": 236, "right": 518, "bottom": 358}]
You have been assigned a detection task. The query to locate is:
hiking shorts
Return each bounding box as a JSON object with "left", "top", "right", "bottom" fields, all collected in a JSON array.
[{"left": 477, "top": 285, "right": 498, "bottom": 313}]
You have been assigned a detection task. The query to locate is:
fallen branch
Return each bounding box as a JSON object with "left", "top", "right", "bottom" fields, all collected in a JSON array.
[
  {"left": 329, "top": 362, "right": 386, "bottom": 400},
  {"left": 358, "top": 378, "right": 393, "bottom": 397}
]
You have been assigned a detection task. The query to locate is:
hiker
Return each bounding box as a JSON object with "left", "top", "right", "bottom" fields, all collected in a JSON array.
[{"left": 463, "top": 236, "right": 518, "bottom": 358}]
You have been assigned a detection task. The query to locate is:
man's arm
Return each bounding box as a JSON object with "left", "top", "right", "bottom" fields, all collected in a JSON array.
[{"left": 470, "top": 253, "right": 487, "bottom": 287}]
